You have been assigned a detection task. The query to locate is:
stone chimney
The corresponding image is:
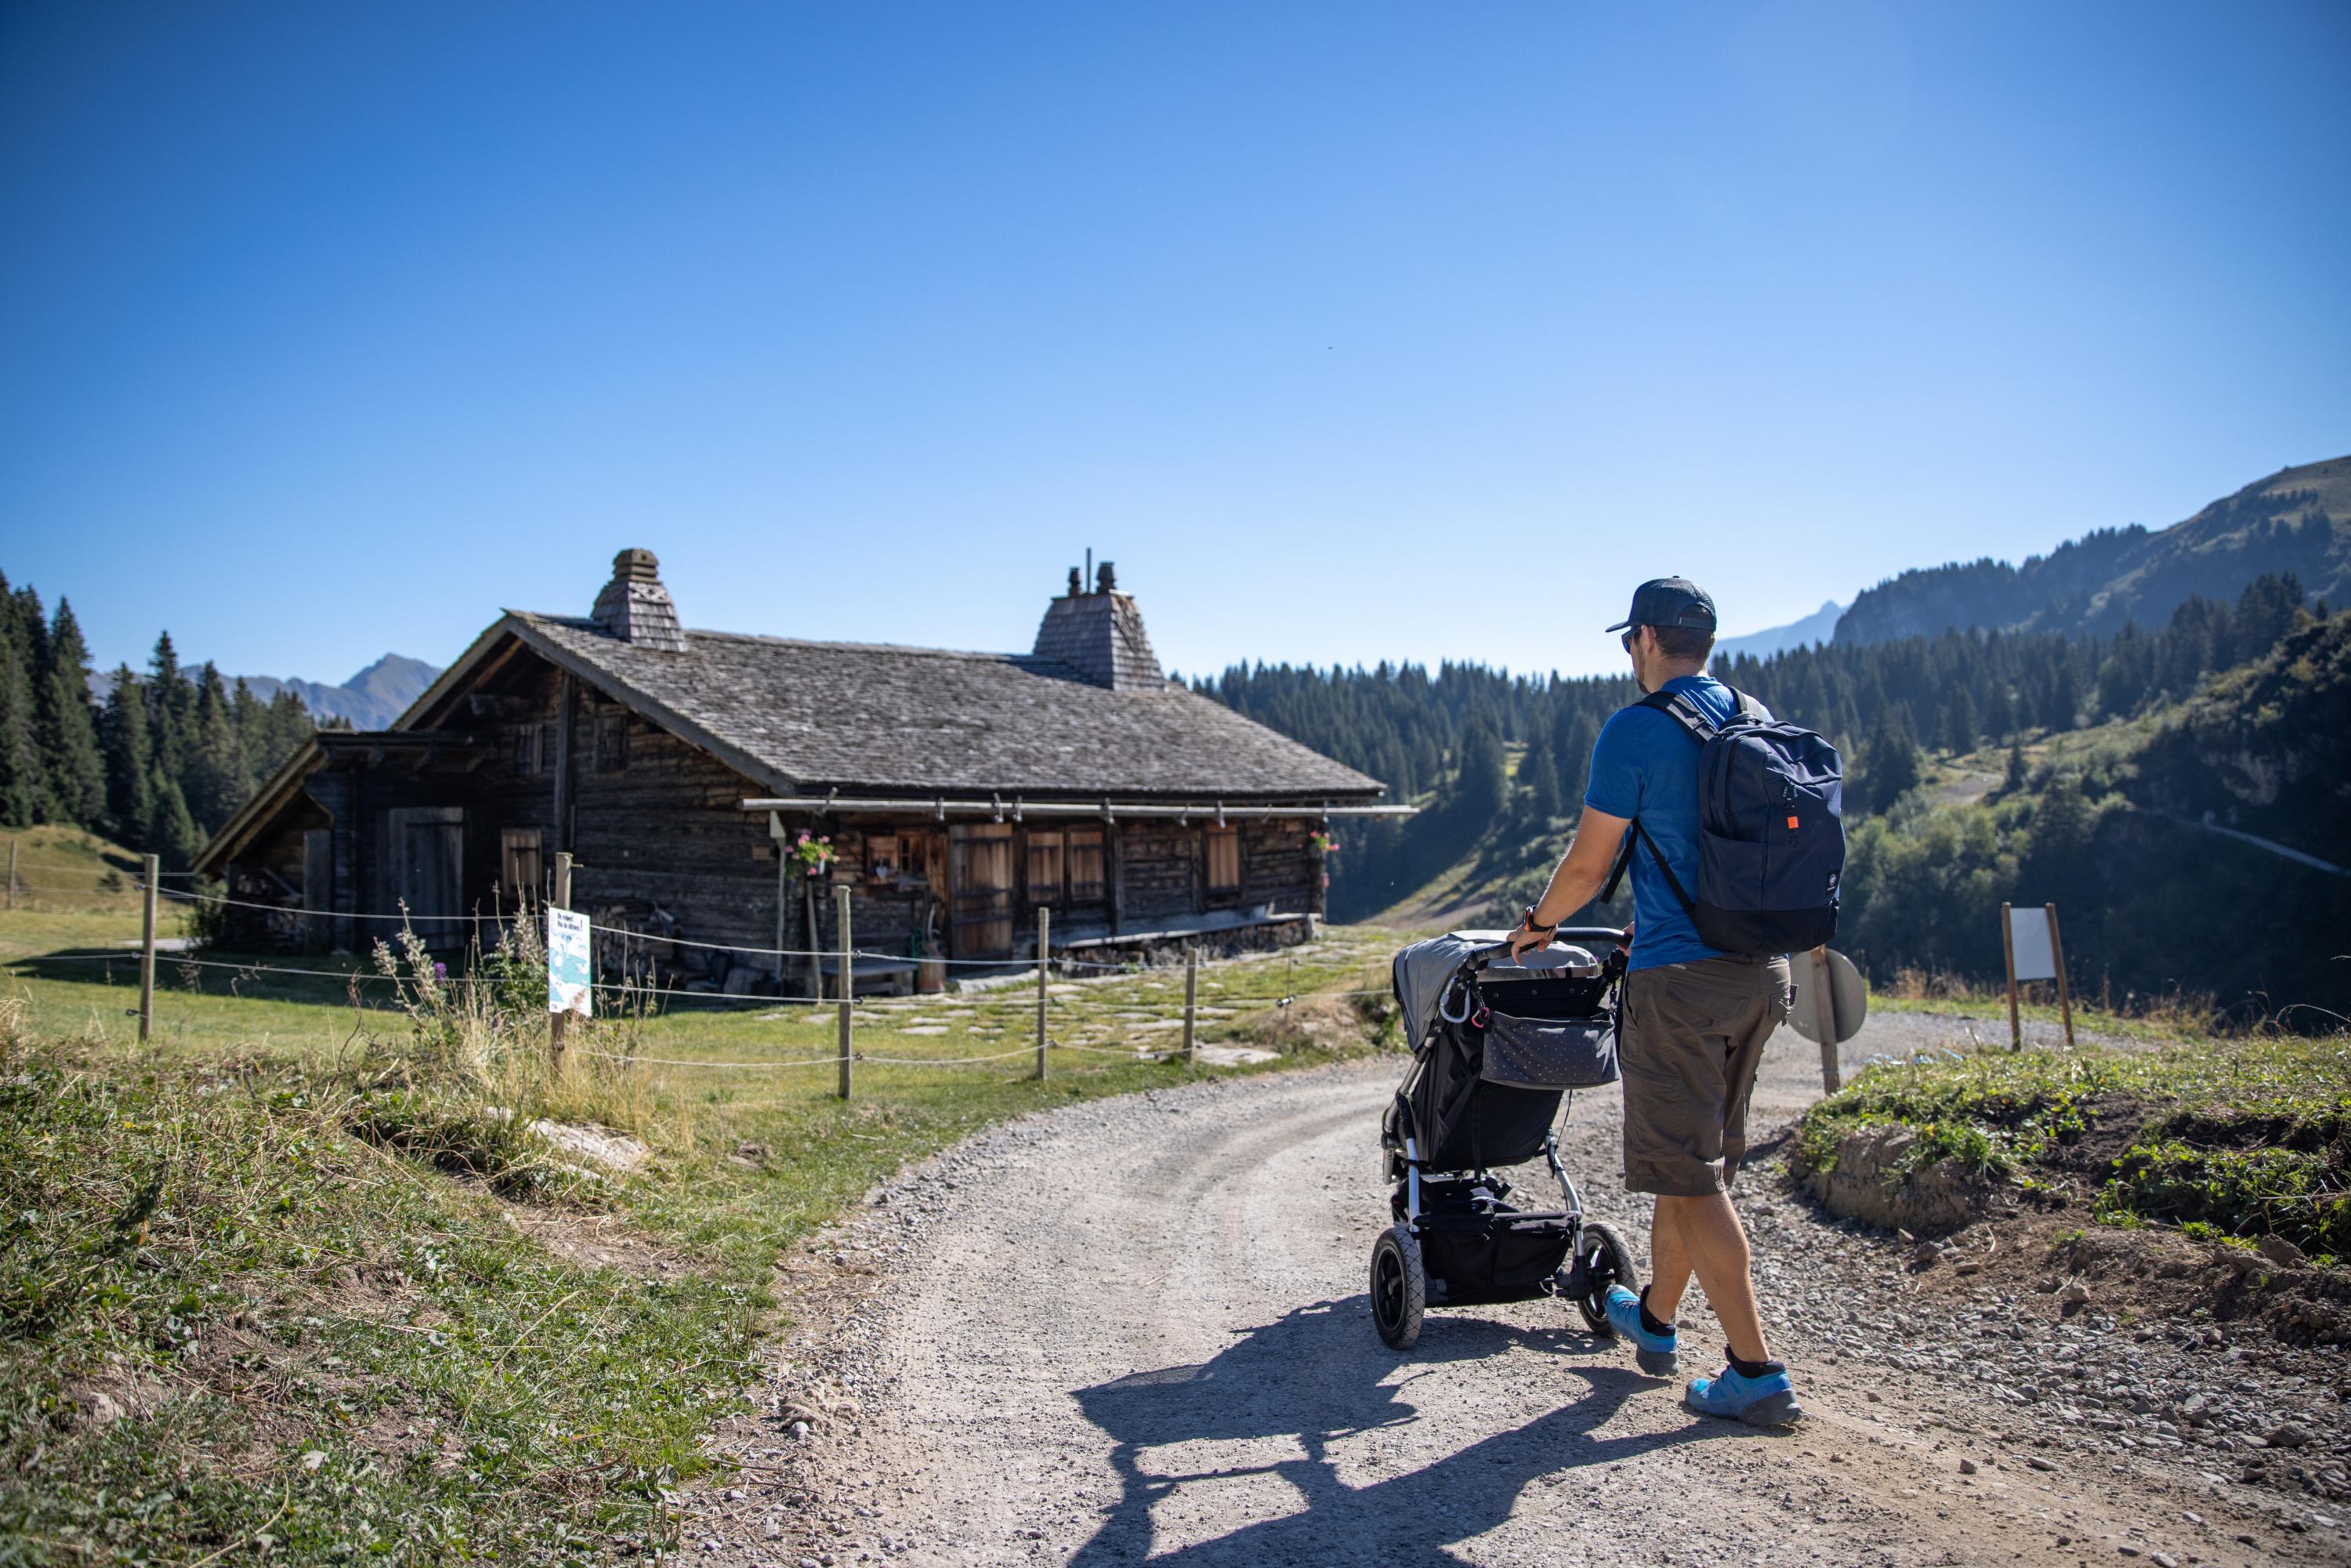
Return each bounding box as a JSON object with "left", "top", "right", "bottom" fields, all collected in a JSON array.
[
  {"left": 590, "top": 549, "right": 688, "bottom": 651},
  {"left": 1031, "top": 560, "right": 1163, "bottom": 690}
]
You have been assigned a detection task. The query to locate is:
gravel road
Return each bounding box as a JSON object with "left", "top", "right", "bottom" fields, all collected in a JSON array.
[{"left": 685, "top": 1012, "right": 2347, "bottom": 1568}]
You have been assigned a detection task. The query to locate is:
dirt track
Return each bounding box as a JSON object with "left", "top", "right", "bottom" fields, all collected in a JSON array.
[{"left": 692, "top": 1018, "right": 2347, "bottom": 1568}]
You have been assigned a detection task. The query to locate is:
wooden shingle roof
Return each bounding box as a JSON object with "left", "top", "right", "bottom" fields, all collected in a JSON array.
[{"left": 432, "top": 612, "right": 1383, "bottom": 802}]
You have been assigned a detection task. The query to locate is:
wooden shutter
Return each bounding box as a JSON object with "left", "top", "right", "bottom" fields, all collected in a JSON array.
[
  {"left": 1066, "top": 827, "right": 1104, "bottom": 904},
  {"left": 501, "top": 828, "right": 543, "bottom": 901},
  {"left": 949, "top": 823, "right": 1015, "bottom": 958},
  {"left": 1205, "top": 826, "right": 1241, "bottom": 896},
  {"left": 1025, "top": 831, "right": 1064, "bottom": 903}
]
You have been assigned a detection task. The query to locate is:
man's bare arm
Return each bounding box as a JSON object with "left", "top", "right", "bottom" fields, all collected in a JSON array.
[{"left": 1507, "top": 806, "right": 1631, "bottom": 956}]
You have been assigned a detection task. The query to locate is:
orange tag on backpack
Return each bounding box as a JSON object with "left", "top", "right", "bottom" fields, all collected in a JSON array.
[{"left": 1786, "top": 815, "right": 1800, "bottom": 831}]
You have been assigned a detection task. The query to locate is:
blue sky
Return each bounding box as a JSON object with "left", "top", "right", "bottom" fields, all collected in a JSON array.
[{"left": 3, "top": 1, "right": 2347, "bottom": 685}]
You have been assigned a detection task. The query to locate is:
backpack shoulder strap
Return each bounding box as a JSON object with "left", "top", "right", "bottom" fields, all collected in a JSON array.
[
  {"left": 1597, "top": 816, "right": 1697, "bottom": 915},
  {"left": 1722, "top": 683, "right": 1767, "bottom": 726},
  {"left": 1636, "top": 688, "right": 1719, "bottom": 743}
]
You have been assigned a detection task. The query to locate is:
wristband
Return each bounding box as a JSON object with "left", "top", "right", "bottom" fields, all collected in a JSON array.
[{"left": 1520, "top": 906, "right": 1556, "bottom": 935}]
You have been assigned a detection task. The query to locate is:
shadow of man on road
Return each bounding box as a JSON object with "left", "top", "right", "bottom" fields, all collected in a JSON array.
[{"left": 1069, "top": 1296, "right": 1749, "bottom": 1565}]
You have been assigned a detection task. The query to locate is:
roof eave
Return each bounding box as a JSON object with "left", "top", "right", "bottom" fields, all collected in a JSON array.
[{"left": 193, "top": 737, "right": 327, "bottom": 876}]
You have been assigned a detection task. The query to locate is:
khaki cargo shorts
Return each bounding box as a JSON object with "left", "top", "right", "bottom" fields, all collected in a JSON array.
[{"left": 1620, "top": 954, "right": 1793, "bottom": 1197}]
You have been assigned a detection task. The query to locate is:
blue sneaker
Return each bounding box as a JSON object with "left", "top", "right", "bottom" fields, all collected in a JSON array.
[
  {"left": 1603, "top": 1285, "right": 1678, "bottom": 1376},
  {"left": 1685, "top": 1360, "right": 1805, "bottom": 1427}
]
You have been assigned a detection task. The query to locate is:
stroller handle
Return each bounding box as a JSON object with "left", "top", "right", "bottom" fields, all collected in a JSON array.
[{"left": 1467, "top": 927, "right": 1632, "bottom": 965}]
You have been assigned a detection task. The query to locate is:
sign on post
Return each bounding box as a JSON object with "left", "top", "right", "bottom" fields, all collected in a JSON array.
[
  {"left": 548, "top": 906, "right": 593, "bottom": 1018},
  {"left": 2000, "top": 903, "right": 2074, "bottom": 1050},
  {"left": 1787, "top": 946, "right": 1867, "bottom": 1092}
]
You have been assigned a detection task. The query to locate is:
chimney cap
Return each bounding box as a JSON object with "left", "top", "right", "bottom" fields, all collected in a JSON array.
[
  {"left": 592, "top": 548, "right": 688, "bottom": 651},
  {"left": 1096, "top": 560, "right": 1118, "bottom": 593}
]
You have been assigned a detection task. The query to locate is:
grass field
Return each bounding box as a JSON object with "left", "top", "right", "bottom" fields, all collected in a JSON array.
[{"left": 0, "top": 846, "right": 1402, "bottom": 1565}]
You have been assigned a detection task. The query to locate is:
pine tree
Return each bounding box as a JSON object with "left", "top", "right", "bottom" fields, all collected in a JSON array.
[
  {"left": 0, "top": 578, "right": 41, "bottom": 827},
  {"left": 1451, "top": 720, "right": 1508, "bottom": 824},
  {"left": 1982, "top": 683, "right": 2016, "bottom": 743},
  {"left": 34, "top": 599, "right": 106, "bottom": 826},
  {"left": 183, "top": 665, "right": 241, "bottom": 835},
  {"left": 100, "top": 667, "right": 155, "bottom": 846},
  {"left": 1522, "top": 735, "right": 1563, "bottom": 819},
  {"left": 2004, "top": 741, "right": 2028, "bottom": 794},
  {"left": 147, "top": 772, "right": 201, "bottom": 871},
  {"left": 1941, "top": 686, "right": 1979, "bottom": 755}
]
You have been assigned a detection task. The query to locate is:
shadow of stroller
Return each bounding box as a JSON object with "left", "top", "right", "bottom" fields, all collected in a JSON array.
[{"left": 1067, "top": 1297, "right": 1731, "bottom": 1566}]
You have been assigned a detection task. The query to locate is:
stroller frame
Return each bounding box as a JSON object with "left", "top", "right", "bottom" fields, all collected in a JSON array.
[{"left": 1371, "top": 929, "right": 1636, "bottom": 1349}]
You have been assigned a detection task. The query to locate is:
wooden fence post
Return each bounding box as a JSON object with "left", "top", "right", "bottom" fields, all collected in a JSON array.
[
  {"left": 1999, "top": 900, "right": 2021, "bottom": 1052},
  {"left": 550, "top": 852, "right": 574, "bottom": 1070},
  {"left": 1183, "top": 945, "right": 1198, "bottom": 1063},
  {"left": 5, "top": 838, "right": 15, "bottom": 910},
  {"left": 1035, "top": 907, "right": 1050, "bottom": 1081},
  {"left": 836, "top": 885, "right": 853, "bottom": 1101},
  {"left": 1807, "top": 945, "right": 1842, "bottom": 1095},
  {"left": 139, "top": 854, "right": 158, "bottom": 1045},
  {"left": 2046, "top": 903, "right": 2075, "bottom": 1049}
]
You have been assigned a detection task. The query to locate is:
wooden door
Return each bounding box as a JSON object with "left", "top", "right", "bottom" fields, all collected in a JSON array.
[
  {"left": 949, "top": 823, "right": 1014, "bottom": 958},
  {"left": 389, "top": 806, "right": 465, "bottom": 948}
]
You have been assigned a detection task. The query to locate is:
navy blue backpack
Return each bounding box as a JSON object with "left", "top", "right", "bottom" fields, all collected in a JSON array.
[{"left": 1600, "top": 686, "right": 1846, "bottom": 954}]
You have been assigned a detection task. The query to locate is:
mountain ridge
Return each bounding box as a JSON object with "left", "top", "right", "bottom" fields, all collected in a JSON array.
[
  {"left": 1834, "top": 455, "right": 2349, "bottom": 646},
  {"left": 233, "top": 654, "right": 441, "bottom": 727}
]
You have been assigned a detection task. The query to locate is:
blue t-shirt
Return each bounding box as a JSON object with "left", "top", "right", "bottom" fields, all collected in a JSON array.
[{"left": 1583, "top": 674, "right": 1772, "bottom": 972}]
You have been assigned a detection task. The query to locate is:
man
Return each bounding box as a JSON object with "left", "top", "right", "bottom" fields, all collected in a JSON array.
[{"left": 1506, "top": 576, "right": 1802, "bottom": 1428}]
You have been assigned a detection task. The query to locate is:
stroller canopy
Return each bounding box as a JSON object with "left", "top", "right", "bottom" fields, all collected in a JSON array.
[{"left": 1391, "top": 932, "right": 1599, "bottom": 1046}]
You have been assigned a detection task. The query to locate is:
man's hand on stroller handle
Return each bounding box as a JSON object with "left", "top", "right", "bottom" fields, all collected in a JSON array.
[{"left": 1511, "top": 806, "right": 1632, "bottom": 958}]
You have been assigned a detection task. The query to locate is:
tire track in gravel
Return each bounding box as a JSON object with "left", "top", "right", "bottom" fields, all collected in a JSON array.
[{"left": 696, "top": 1025, "right": 2345, "bottom": 1568}]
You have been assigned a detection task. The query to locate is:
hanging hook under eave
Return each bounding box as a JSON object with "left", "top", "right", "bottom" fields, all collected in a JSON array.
[
  {"left": 1012, "top": 795, "right": 1023, "bottom": 824},
  {"left": 991, "top": 791, "right": 1005, "bottom": 824},
  {"left": 935, "top": 796, "right": 946, "bottom": 822},
  {"left": 1215, "top": 800, "right": 1226, "bottom": 827},
  {"left": 818, "top": 788, "right": 837, "bottom": 819}
]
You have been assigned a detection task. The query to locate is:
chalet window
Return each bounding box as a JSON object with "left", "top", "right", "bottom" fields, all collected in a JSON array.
[
  {"left": 1067, "top": 827, "right": 1104, "bottom": 904},
  {"left": 595, "top": 711, "right": 628, "bottom": 773},
  {"left": 1025, "top": 831, "right": 1064, "bottom": 904},
  {"left": 501, "top": 828, "right": 544, "bottom": 900},
  {"left": 509, "top": 724, "right": 540, "bottom": 776},
  {"left": 867, "top": 835, "right": 899, "bottom": 882},
  {"left": 1205, "top": 826, "right": 1241, "bottom": 897}
]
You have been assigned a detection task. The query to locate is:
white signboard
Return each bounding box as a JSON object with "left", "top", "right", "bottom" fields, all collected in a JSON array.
[
  {"left": 2007, "top": 904, "right": 2056, "bottom": 982},
  {"left": 548, "top": 907, "right": 592, "bottom": 1017}
]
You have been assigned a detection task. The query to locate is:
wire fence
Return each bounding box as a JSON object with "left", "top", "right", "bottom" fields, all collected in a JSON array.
[{"left": 6, "top": 877, "right": 1394, "bottom": 1088}]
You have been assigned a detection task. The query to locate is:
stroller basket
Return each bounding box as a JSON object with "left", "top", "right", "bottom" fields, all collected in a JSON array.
[{"left": 1479, "top": 1012, "right": 1617, "bottom": 1091}]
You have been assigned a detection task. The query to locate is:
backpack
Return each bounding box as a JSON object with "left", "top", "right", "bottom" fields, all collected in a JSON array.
[{"left": 1599, "top": 685, "right": 1846, "bottom": 954}]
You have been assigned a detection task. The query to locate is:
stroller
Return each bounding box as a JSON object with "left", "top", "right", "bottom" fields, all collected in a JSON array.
[{"left": 1371, "top": 928, "right": 1636, "bottom": 1349}]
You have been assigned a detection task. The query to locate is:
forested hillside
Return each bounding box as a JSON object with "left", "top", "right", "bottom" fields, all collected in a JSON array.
[
  {"left": 1203, "top": 574, "right": 2346, "bottom": 1017},
  {"left": 1835, "top": 454, "right": 2348, "bottom": 646},
  {"left": 0, "top": 570, "right": 317, "bottom": 866}
]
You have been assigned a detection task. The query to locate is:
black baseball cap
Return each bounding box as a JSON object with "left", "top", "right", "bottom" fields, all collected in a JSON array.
[{"left": 1604, "top": 577, "right": 1718, "bottom": 634}]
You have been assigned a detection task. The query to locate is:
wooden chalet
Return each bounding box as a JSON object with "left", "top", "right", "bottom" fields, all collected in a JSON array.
[{"left": 195, "top": 550, "right": 1401, "bottom": 994}]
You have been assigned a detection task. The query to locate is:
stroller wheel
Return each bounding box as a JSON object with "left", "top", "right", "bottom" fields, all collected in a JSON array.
[
  {"left": 1574, "top": 1220, "right": 1636, "bottom": 1335},
  {"left": 1369, "top": 1225, "right": 1426, "bottom": 1349}
]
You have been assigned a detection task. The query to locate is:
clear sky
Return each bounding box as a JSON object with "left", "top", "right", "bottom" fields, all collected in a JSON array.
[{"left": 4, "top": 2, "right": 2347, "bottom": 686}]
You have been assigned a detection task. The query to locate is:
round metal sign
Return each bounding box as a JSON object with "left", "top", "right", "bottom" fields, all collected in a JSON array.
[{"left": 1788, "top": 947, "right": 1867, "bottom": 1045}]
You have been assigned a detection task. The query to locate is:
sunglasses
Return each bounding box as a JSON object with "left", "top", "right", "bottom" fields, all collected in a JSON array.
[{"left": 1620, "top": 630, "right": 1636, "bottom": 653}]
